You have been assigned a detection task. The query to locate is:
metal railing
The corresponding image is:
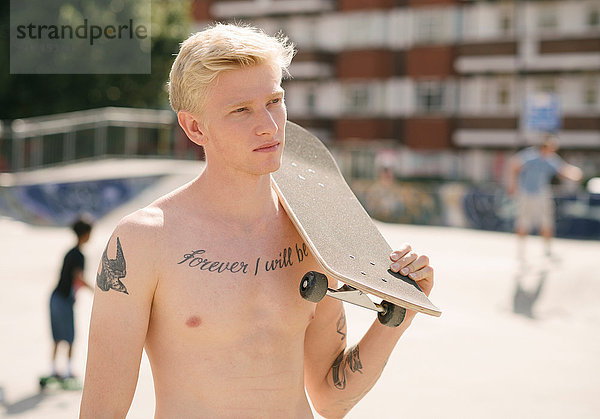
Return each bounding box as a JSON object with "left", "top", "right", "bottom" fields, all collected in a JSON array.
[{"left": 0, "top": 107, "right": 191, "bottom": 172}]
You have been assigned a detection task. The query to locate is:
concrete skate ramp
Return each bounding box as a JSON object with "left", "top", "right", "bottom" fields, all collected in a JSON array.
[
  {"left": 0, "top": 159, "right": 203, "bottom": 226},
  {"left": 1, "top": 159, "right": 599, "bottom": 418}
]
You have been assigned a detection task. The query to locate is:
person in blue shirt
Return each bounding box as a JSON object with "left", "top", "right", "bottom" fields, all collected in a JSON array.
[{"left": 507, "top": 135, "right": 582, "bottom": 258}]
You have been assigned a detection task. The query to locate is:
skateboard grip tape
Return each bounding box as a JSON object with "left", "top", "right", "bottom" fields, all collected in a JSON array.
[{"left": 387, "top": 269, "right": 422, "bottom": 292}]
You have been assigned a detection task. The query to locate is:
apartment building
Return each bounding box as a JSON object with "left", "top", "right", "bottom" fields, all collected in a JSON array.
[{"left": 190, "top": 0, "right": 600, "bottom": 182}]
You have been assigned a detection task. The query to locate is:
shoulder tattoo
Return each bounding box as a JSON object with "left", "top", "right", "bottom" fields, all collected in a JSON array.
[{"left": 96, "top": 236, "right": 129, "bottom": 295}]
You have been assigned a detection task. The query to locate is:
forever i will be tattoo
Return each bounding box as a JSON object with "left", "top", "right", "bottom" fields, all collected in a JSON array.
[{"left": 177, "top": 243, "right": 309, "bottom": 276}]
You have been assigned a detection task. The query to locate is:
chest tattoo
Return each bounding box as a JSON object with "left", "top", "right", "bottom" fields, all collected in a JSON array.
[
  {"left": 178, "top": 243, "right": 310, "bottom": 277},
  {"left": 178, "top": 250, "right": 249, "bottom": 274}
]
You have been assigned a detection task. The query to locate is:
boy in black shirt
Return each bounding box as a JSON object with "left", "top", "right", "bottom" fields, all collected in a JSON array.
[{"left": 49, "top": 219, "right": 93, "bottom": 378}]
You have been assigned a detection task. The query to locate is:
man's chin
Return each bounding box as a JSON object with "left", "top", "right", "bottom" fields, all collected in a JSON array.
[
  {"left": 246, "top": 160, "right": 282, "bottom": 177},
  {"left": 263, "top": 161, "right": 282, "bottom": 175}
]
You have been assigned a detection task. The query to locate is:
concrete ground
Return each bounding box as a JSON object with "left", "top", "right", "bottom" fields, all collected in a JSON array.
[{"left": 1, "top": 160, "right": 599, "bottom": 418}]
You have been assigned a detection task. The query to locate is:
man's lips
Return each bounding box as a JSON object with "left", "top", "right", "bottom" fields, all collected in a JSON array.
[{"left": 253, "top": 142, "right": 280, "bottom": 152}]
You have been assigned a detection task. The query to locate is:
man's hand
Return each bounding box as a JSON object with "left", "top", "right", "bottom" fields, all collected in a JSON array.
[
  {"left": 389, "top": 243, "right": 434, "bottom": 322},
  {"left": 560, "top": 163, "right": 583, "bottom": 182}
]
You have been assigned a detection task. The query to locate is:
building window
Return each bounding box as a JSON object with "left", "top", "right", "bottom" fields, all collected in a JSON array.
[
  {"left": 350, "top": 149, "right": 376, "bottom": 179},
  {"left": 416, "top": 81, "right": 445, "bottom": 112},
  {"left": 537, "top": 4, "right": 558, "bottom": 30},
  {"left": 414, "top": 9, "right": 446, "bottom": 45},
  {"left": 342, "top": 12, "right": 387, "bottom": 49},
  {"left": 584, "top": 80, "right": 597, "bottom": 107},
  {"left": 306, "top": 86, "right": 317, "bottom": 113},
  {"left": 344, "top": 84, "right": 371, "bottom": 114},
  {"left": 498, "top": 84, "right": 510, "bottom": 106},
  {"left": 481, "top": 81, "right": 491, "bottom": 109},
  {"left": 537, "top": 77, "right": 557, "bottom": 94},
  {"left": 584, "top": 87, "right": 597, "bottom": 106},
  {"left": 499, "top": 5, "right": 514, "bottom": 36},
  {"left": 588, "top": 7, "right": 600, "bottom": 27}
]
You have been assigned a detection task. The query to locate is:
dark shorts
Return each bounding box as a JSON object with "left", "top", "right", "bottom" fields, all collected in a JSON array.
[{"left": 50, "top": 290, "right": 75, "bottom": 343}]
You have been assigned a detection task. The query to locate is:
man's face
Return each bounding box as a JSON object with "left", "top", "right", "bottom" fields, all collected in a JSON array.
[
  {"left": 541, "top": 141, "right": 558, "bottom": 155},
  {"left": 198, "top": 63, "right": 287, "bottom": 177}
]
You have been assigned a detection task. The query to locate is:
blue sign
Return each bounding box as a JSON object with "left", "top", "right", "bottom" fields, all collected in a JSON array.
[{"left": 524, "top": 93, "right": 561, "bottom": 132}]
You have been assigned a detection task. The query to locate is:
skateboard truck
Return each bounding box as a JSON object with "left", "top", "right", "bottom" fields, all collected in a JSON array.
[{"left": 300, "top": 271, "right": 406, "bottom": 327}]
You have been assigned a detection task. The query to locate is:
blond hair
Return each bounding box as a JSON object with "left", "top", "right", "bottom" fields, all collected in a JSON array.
[{"left": 168, "top": 23, "right": 295, "bottom": 116}]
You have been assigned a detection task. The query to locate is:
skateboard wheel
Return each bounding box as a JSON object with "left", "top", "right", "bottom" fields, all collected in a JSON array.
[
  {"left": 300, "top": 271, "right": 328, "bottom": 303},
  {"left": 378, "top": 301, "right": 406, "bottom": 327}
]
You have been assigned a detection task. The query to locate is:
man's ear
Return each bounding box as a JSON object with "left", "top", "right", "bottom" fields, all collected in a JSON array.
[{"left": 177, "top": 111, "right": 207, "bottom": 146}]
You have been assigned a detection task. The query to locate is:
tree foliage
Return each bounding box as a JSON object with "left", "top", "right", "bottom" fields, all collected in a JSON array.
[{"left": 0, "top": 0, "right": 192, "bottom": 120}]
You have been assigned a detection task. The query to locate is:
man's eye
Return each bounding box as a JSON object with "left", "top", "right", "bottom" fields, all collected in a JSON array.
[{"left": 234, "top": 107, "right": 247, "bottom": 113}]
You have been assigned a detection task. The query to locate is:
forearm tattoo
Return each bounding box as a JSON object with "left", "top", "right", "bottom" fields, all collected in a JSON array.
[
  {"left": 96, "top": 236, "right": 129, "bottom": 294},
  {"left": 331, "top": 346, "right": 363, "bottom": 390},
  {"left": 336, "top": 312, "right": 346, "bottom": 341}
]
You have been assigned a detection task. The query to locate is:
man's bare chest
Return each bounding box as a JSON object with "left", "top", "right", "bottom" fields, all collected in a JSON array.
[{"left": 149, "top": 224, "right": 320, "bottom": 341}]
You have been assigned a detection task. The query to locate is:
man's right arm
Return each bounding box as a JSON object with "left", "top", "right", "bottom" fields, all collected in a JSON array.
[{"left": 80, "top": 214, "right": 160, "bottom": 418}]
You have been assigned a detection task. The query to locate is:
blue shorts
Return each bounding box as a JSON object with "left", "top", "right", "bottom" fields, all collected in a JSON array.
[{"left": 50, "top": 291, "right": 75, "bottom": 344}]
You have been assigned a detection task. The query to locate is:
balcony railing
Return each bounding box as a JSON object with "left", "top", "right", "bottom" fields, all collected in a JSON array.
[{"left": 0, "top": 107, "right": 183, "bottom": 172}]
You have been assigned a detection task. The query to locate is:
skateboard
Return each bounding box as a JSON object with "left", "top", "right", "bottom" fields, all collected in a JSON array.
[
  {"left": 271, "top": 122, "right": 442, "bottom": 326},
  {"left": 39, "top": 375, "right": 81, "bottom": 391}
]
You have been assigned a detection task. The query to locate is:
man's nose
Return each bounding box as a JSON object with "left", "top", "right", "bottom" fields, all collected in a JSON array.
[{"left": 255, "top": 107, "right": 278, "bottom": 136}]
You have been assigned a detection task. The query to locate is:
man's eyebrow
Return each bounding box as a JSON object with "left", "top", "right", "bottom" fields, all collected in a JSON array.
[
  {"left": 226, "top": 99, "right": 252, "bottom": 109},
  {"left": 226, "top": 91, "right": 285, "bottom": 109}
]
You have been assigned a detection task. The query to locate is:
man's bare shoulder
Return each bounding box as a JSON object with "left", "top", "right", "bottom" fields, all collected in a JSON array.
[
  {"left": 99, "top": 186, "right": 193, "bottom": 295},
  {"left": 115, "top": 181, "right": 194, "bottom": 239},
  {"left": 114, "top": 204, "right": 164, "bottom": 242}
]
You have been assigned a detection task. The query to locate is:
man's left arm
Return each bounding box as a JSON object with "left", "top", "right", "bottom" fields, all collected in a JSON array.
[
  {"left": 73, "top": 268, "right": 93, "bottom": 292},
  {"left": 559, "top": 163, "right": 583, "bottom": 182},
  {"left": 304, "top": 244, "right": 433, "bottom": 418},
  {"left": 549, "top": 153, "right": 582, "bottom": 183}
]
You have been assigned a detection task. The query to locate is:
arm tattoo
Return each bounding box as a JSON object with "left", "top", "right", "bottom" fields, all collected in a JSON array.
[
  {"left": 331, "top": 346, "right": 363, "bottom": 390},
  {"left": 336, "top": 312, "right": 346, "bottom": 341},
  {"left": 96, "top": 236, "right": 129, "bottom": 295}
]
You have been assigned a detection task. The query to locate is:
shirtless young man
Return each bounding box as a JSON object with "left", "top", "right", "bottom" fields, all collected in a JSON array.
[{"left": 80, "top": 23, "right": 434, "bottom": 418}]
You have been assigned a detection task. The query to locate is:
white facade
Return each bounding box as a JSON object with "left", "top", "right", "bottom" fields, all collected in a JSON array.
[{"left": 201, "top": 0, "right": 600, "bottom": 180}]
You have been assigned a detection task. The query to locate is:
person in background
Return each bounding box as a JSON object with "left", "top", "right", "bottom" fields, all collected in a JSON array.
[
  {"left": 507, "top": 134, "right": 582, "bottom": 258},
  {"left": 49, "top": 218, "right": 93, "bottom": 378}
]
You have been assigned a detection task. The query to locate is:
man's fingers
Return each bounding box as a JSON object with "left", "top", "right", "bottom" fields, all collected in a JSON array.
[
  {"left": 413, "top": 254, "right": 430, "bottom": 271},
  {"left": 390, "top": 247, "right": 434, "bottom": 296},
  {"left": 390, "top": 250, "right": 417, "bottom": 272},
  {"left": 407, "top": 264, "right": 433, "bottom": 281},
  {"left": 396, "top": 254, "right": 429, "bottom": 276},
  {"left": 390, "top": 245, "right": 411, "bottom": 263},
  {"left": 408, "top": 266, "right": 434, "bottom": 296}
]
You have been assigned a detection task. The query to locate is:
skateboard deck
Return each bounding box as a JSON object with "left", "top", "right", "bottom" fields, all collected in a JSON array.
[
  {"left": 39, "top": 375, "right": 82, "bottom": 391},
  {"left": 272, "top": 121, "right": 441, "bottom": 318}
]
